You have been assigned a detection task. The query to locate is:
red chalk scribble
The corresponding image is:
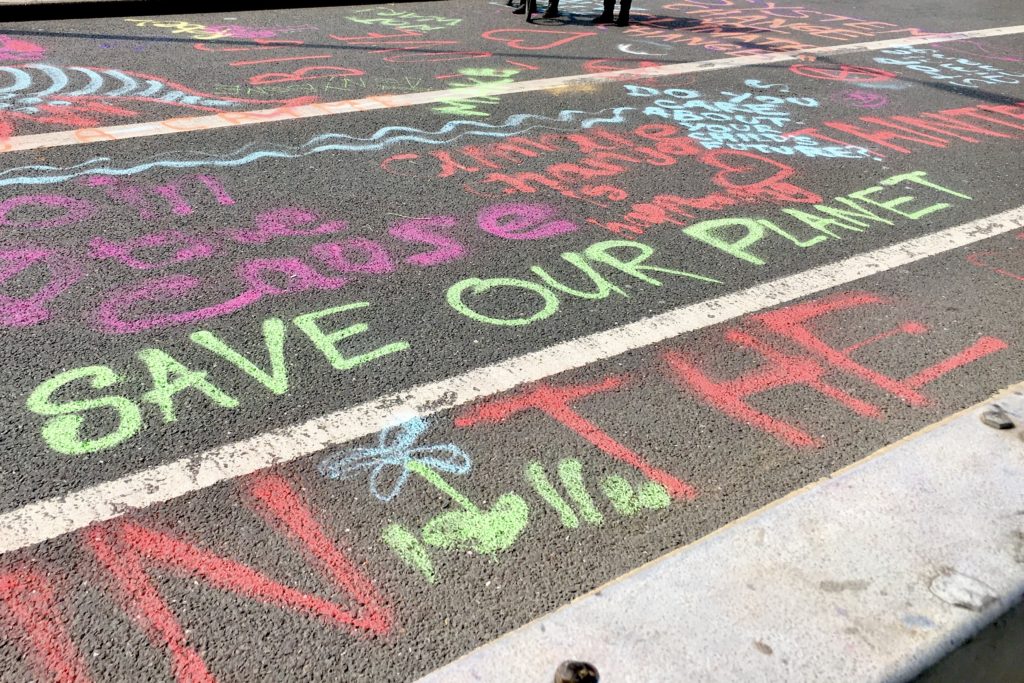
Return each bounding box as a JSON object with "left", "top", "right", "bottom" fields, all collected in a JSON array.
[
  {"left": 0, "top": 35, "right": 45, "bottom": 62},
  {"left": 0, "top": 567, "right": 92, "bottom": 683},
  {"left": 456, "top": 377, "right": 697, "bottom": 499},
  {"left": 789, "top": 64, "right": 896, "bottom": 83},
  {"left": 83, "top": 473, "right": 391, "bottom": 682},
  {"left": 664, "top": 291, "right": 1008, "bottom": 446},
  {"left": 664, "top": 328, "right": 879, "bottom": 448}
]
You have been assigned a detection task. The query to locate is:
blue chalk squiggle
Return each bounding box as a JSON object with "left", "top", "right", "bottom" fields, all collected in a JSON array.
[{"left": 0, "top": 106, "right": 634, "bottom": 188}]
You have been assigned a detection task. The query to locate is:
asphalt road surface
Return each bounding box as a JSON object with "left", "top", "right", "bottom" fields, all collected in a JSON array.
[{"left": 0, "top": 0, "right": 1022, "bottom": 680}]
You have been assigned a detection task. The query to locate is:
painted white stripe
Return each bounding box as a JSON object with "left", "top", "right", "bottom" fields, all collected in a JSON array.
[
  {"left": 1, "top": 24, "right": 1023, "bottom": 154},
  {"left": 415, "top": 384, "right": 1024, "bottom": 682},
  {"left": 1, "top": 206, "right": 1022, "bottom": 555}
]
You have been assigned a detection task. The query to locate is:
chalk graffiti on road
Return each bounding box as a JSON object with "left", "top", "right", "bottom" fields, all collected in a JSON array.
[
  {"left": 874, "top": 45, "right": 1024, "bottom": 87},
  {"left": 212, "top": 76, "right": 427, "bottom": 98},
  {"left": 628, "top": 1, "right": 926, "bottom": 57},
  {"left": 0, "top": 107, "right": 634, "bottom": 187},
  {"left": 202, "top": 24, "right": 320, "bottom": 40},
  {"left": 444, "top": 170, "right": 974, "bottom": 326},
  {"left": 831, "top": 90, "right": 890, "bottom": 110},
  {"left": 123, "top": 17, "right": 231, "bottom": 41},
  {"left": 381, "top": 455, "right": 670, "bottom": 583},
  {"left": 0, "top": 472, "right": 394, "bottom": 681},
  {"left": 319, "top": 416, "right": 472, "bottom": 502},
  {"left": 0, "top": 63, "right": 317, "bottom": 138},
  {"left": 625, "top": 80, "right": 873, "bottom": 158},
  {"left": 0, "top": 175, "right": 587, "bottom": 334},
  {"left": 0, "top": 35, "right": 46, "bottom": 62},
  {"left": 432, "top": 68, "right": 521, "bottom": 118},
  {"left": 346, "top": 8, "right": 462, "bottom": 33},
  {"left": 967, "top": 231, "right": 1024, "bottom": 283}
]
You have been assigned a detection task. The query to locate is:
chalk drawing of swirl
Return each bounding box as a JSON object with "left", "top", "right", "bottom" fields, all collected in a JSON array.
[
  {"left": 0, "top": 106, "right": 634, "bottom": 188},
  {"left": 0, "top": 63, "right": 313, "bottom": 114}
]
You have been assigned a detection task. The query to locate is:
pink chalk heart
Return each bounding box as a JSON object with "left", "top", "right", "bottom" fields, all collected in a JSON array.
[{"left": 481, "top": 29, "right": 595, "bottom": 51}]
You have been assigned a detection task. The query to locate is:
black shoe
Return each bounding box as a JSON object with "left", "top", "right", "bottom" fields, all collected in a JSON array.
[
  {"left": 542, "top": 8, "right": 561, "bottom": 17},
  {"left": 592, "top": 13, "right": 614, "bottom": 23},
  {"left": 615, "top": 14, "right": 630, "bottom": 25}
]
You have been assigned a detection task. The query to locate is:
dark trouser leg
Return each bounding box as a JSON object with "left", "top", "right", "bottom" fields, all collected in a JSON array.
[
  {"left": 615, "top": 0, "right": 632, "bottom": 25},
  {"left": 593, "top": 0, "right": 615, "bottom": 23},
  {"left": 542, "top": 0, "right": 560, "bottom": 18}
]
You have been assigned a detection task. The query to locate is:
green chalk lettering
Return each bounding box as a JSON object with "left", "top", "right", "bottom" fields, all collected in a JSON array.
[
  {"left": 190, "top": 318, "right": 289, "bottom": 395},
  {"left": 601, "top": 475, "right": 639, "bottom": 516},
  {"left": 27, "top": 365, "right": 143, "bottom": 455},
  {"left": 293, "top": 302, "right": 409, "bottom": 370},
  {"left": 848, "top": 184, "right": 950, "bottom": 221},
  {"left": 881, "top": 170, "right": 972, "bottom": 200},
  {"left": 557, "top": 459, "right": 604, "bottom": 526},
  {"left": 446, "top": 277, "right": 560, "bottom": 326},
  {"left": 584, "top": 240, "right": 721, "bottom": 286},
  {"left": 382, "top": 524, "right": 436, "bottom": 584},
  {"left": 760, "top": 218, "right": 830, "bottom": 248},
  {"left": 683, "top": 217, "right": 767, "bottom": 265},
  {"left": 526, "top": 461, "right": 579, "bottom": 528},
  {"left": 413, "top": 462, "right": 529, "bottom": 556},
  {"left": 781, "top": 208, "right": 864, "bottom": 238},
  {"left": 637, "top": 482, "right": 671, "bottom": 510},
  {"left": 531, "top": 252, "right": 627, "bottom": 301},
  {"left": 139, "top": 348, "right": 238, "bottom": 423},
  {"left": 829, "top": 198, "right": 895, "bottom": 226},
  {"left": 601, "top": 476, "right": 671, "bottom": 515}
]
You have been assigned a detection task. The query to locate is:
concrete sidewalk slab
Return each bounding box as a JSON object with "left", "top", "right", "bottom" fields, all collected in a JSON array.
[{"left": 417, "top": 384, "right": 1024, "bottom": 682}]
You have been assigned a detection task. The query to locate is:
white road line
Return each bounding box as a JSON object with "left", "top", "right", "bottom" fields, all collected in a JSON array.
[
  {"left": 2, "top": 24, "right": 1023, "bottom": 154},
  {"left": 1, "top": 206, "right": 1022, "bottom": 555},
  {"left": 415, "top": 385, "right": 1024, "bottom": 682}
]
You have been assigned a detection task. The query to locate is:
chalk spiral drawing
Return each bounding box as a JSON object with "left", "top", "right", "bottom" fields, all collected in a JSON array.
[
  {"left": 318, "top": 416, "right": 471, "bottom": 502},
  {"left": 0, "top": 64, "right": 270, "bottom": 113},
  {"left": 0, "top": 107, "right": 634, "bottom": 188}
]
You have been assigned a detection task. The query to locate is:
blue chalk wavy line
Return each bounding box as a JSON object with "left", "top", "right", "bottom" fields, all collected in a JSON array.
[{"left": 0, "top": 106, "right": 634, "bottom": 188}]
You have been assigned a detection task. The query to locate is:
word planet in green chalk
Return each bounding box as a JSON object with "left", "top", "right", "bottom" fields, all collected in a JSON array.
[{"left": 420, "top": 493, "right": 529, "bottom": 556}]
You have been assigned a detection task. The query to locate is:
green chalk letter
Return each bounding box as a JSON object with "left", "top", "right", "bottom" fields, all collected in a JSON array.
[
  {"left": 27, "top": 365, "right": 143, "bottom": 455},
  {"left": 293, "top": 302, "right": 409, "bottom": 370},
  {"left": 584, "top": 240, "right": 721, "bottom": 287},
  {"left": 139, "top": 348, "right": 239, "bottom": 423},
  {"left": 190, "top": 318, "right": 289, "bottom": 395},
  {"left": 447, "top": 277, "right": 560, "bottom": 326},
  {"left": 683, "top": 217, "right": 767, "bottom": 265}
]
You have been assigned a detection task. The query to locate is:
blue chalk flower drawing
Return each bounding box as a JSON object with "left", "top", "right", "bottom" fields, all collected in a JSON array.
[{"left": 318, "top": 416, "right": 471, "bottom": 502}]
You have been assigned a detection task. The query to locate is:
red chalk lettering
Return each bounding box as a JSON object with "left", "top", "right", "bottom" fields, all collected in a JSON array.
[
  {"left": 665, "top": 291, "right": 1008, "bottom": 445},
  {"left": 456, "top": 378, "right": 697, "bottom": 499},
  {"left": 83, "top": 473, "right": 392, "bottom": 683},
  {"left": 0, "top": 567, "right": 92, "bottom": 683},
  {"left": 751, "top": 291, "right": 1006, "bottom": 406},
  {"left": 664, "top": 328, "right": 879, "bottom": 448}
]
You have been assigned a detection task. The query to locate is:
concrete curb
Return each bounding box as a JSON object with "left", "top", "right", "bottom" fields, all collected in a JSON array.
[{"left": 416, "top": 384, "right": 1024, "bottom": 682}]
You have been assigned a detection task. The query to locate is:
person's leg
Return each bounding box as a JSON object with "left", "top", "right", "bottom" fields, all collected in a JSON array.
[
  {"left": 512, "top": 0, "right": 537, "bottom": 14},
  {"left": 615, "top": 0, "right": 632, "bottom": 25},
  {"left": 593, "top": 0, "right": 615, "bottom": 23}
]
